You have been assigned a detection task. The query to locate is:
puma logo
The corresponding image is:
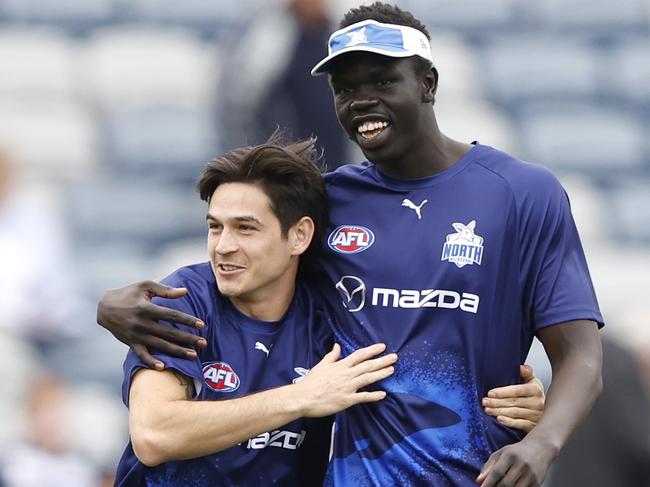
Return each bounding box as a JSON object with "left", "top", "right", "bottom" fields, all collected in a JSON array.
[
  {"left": 402, "top": 198, "right": 428, "bottom": 220},
  {"left": 254, "top": 342, "right": 271, "bottom": 357}
]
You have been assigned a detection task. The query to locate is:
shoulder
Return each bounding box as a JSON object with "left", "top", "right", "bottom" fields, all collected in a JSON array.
[
  {"left": 324, "top": 161, "right": 374, "bottom": 187},
  {"left": 160, "top": 262, "right": 216, "bottom": 290},
  {"left": 473, "top": 144, "right": 566, "bottom": 204},
  {"left": 154, "top": 262, "right": 218, "bottom": 318}
]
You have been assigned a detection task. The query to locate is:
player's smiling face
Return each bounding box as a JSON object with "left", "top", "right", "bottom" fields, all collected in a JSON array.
[
  {"left": 328, "top": 53, "right": 435, "bottom": 172},
  {"left": 206, "top": 182, "right": 299, "bottom": 312}
]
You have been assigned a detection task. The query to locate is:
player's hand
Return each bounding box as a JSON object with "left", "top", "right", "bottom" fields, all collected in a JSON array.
[
  {"left": 295, "top": 343, "right": 397, "bottom": 417},
  {"left": 476, "top": 435, "right": 557, "bottom": 487},
  {"left": 97, "top": 280, "right": 207, "bottom": 370},
  {"left": 482, "top": 364, "right": 545, "bottom": 433}
]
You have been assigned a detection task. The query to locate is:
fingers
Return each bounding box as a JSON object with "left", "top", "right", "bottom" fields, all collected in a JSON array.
[
  {"left": 138, "top": 332, "right": 202, "bottom": 360},
  {"left": 476, "top": 450, "right": 500, "bottom": 485},
  {"left": 519, "top": 364, "right": 534, "bottom": 382},
  {"left": 352, "top": 365, "right": 395, "bottom": 390},
  {"left": 321, "top": 343, "right": 342, "bottom": 363},
  {"left": 486, "top": 382, "right": 538, "bottom": 399},
  {"left": 354, "top": 351, "right": 398, "bottom": 372},
  {"left": 353, "top": 390, "right": 388, "bottom": 404},
  {"left": 483, "top": 393, "right": 543, "bottom": 409},
  {"left": 484, "top": 405, "right": 540, "bottom": 420},
  {"left": 141, "top": 301, "right": 205, "bottom": 330},
  {"left": 478, "top": 458, "right": 509, "bottom": 487},
  {"left": 141, "top": 280, "right": 188, "bottom": 299},
  {"left": 144, "top": 319, "right": 207, "bottom": 349},
  {"left": 133, "top": 344, "right": 165, "bottom": 371},
  {"left": 341, "top": 343, "right": 387, "bottom": 366}
]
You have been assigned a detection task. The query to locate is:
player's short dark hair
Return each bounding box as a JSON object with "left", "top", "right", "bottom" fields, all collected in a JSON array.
[
  {"left": 339, "top": 2, "right": 431, "bottom": 39},
  {"left": 339, "top": 2, "right": 437, "bottom": 104},
  {"left": 197, "top": 131, "right": 328, "bottom": 271}
]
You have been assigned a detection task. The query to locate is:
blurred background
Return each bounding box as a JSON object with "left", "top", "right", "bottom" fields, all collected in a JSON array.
[{"left": 0, "top": 0, "right": 648, "bottom": 485}]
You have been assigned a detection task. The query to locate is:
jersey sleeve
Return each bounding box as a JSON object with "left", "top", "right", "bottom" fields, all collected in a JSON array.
[
  {"left": 516, "top": 167, "right": 603, "bottom": 331},
  {"left": 121, "top": 268, "right": 209, "bottom": 407}
]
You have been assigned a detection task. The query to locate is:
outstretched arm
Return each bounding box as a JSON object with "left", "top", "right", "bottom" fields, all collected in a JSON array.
[
  {"left": 482, "top": 364, "right": 545, "bottom": 433},
  {"left": 477, "top": 320, "right": 602, "bottom": 487},
  {"left": 97, "top": 281, "right": 207, "bottom": 369},
  {"left": 130, "top": 343, "right": 397, "bottom": 466}
]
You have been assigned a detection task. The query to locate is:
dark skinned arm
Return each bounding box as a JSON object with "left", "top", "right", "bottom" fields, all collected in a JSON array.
[
  {"left": 98, "top": 281, "right": 547, "bottom": 433},
  {"left": 477, "top": 319, "right": 603, "bottom": 487},
  {"left": 96, "top": 281, "right": 207, "bottom": 370}
]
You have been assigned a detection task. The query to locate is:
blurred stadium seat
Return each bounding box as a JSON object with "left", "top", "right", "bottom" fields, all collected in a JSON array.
[
  {"left": 517, "top": 102, "right": 646, "bottom": 175},
  {"left": 104, "top": 104, "right": 218, "bottom": 185},
  {"left": 606, "top": 181, "right": 650, "bottom": 243},
  {"left": 72, "top": 242, "right": 156, "bottom": 301},
  {"left": 479, "top": 36, "right": 600, "bottom": 109},
  {"left": 0, "top": 0, "right": 115, "bottom": 31},
  {"left": 427, "top": 32, "right": 482, "bottom": 100},
  {"left": 609, "top": 37, "right": 650, "bottom": 109},
  {"left": 124, "top": 0, "right": 258, "bottom": 34},
  {"left": 530, "top": 0, "right": 648, "bottom": 34},
  {"left": 0, "top": 27, "right": 78, "bottom": 101},
  {"left": 436, "top": 98, "right": 517, "bottom": 155},
  {"left": 65, "top": 179, "right": 206, "bottom": 251},
  {"left": 83, "top": 26, "right": 217, "bottom": 112},
  {"left": 400, "top": 0, "right": 519, "bottom": 35},
  {"left": 0, "top": 99, "right": 99, "bottom": 182}
]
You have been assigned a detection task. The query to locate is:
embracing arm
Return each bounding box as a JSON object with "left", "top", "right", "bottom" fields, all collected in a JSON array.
[
  {"left": 97, "top": 281, "right": 207, "bottom": 369},
  {"left": 129, "top": 343, "right": 397, "bottom": 466},
  {"left": 477, "top": 320, "right": 602, "bottom": 486}
]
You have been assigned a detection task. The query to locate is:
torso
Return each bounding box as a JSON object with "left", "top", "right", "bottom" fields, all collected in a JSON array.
[
  {"left": 116, "top": 263, "right": 334, "bottom": 487},
  {"left": 319, "top": 143, "right": 601, "bottom": 486}
]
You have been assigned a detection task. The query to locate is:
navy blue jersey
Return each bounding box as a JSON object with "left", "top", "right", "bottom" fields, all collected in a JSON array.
[
  {"left": 320, "top": 144, "right": 603, "bottom": 486},
  {"left": 115, "top": 262, "right": 334, "bottom": 487}
]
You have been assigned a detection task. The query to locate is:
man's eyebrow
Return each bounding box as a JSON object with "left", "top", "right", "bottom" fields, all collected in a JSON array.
[
  {"left": 234, "top": 215, "right": 262, "bottom": 225},
  {"left": 206, "top": 213, "right": 262, "bottom": 225}
]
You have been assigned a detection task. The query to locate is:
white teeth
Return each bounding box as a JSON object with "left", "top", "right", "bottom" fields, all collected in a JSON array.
[
  {"left": 220, "top": 264, "right": 241, "bottom": 271},
  {"left": 357, "top": 121, "right": 388, "bottom": 133}
]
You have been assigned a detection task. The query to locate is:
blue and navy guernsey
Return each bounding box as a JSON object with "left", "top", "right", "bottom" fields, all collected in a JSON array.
[
  {"left": 115, "top": 262, "right": 334, "bottom": 487},
  {"left": 320, "top": 143, "right": 603, "bottom": 486}
]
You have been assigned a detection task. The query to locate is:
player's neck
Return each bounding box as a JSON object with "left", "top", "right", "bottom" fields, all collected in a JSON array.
[
  {"left": 375, "top": 131, "right": 472, "bottom": 180},
  {"left": 229, "top": 272, "right": 298, "bottom": 322}
]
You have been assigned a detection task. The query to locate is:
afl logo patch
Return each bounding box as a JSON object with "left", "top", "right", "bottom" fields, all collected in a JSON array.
[
  {"left": 328, "top": 225, "right": 375, "bottom": 254},
  {"left": 203, "top": 361, "right": 240, "bottom": 392}
]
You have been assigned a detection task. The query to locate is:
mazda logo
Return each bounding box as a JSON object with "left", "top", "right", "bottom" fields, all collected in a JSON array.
[{"left": 335, "top": 275, "right": 366, "bottom": 312}]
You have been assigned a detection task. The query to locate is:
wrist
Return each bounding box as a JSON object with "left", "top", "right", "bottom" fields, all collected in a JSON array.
[
  {"left": 275, "top": 382, "right": 310, "bottom": 418},
  {"left": 522, "top": 430, "right": 562, "bottom": 460}
]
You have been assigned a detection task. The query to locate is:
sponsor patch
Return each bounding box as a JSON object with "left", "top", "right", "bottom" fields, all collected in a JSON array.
[
  {"left": 328, "top": 225, "right": 375, "bottom": 254},
  {"left": 203, "top": 361, "right": 240, "bottom": 392}
]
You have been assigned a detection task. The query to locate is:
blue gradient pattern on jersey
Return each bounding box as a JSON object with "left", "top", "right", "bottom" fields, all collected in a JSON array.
[{"left": 320, "top": 144, "right": 603, "bottom": 486}]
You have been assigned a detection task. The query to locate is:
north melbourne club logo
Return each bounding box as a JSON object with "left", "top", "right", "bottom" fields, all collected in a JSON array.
[
  {"left": 203, "top": 361, "right": 240, "bottom": 392},
  {"left": 441, "top": 220, "right": 484, "bottom": 268}
]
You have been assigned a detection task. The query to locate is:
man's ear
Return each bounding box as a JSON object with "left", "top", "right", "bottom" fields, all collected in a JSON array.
[
  {"left": 289, "top": 216, "right": 315, "bottom": 256},
  {"left": 422, "top": 66, "right": 438, "bottom": 103}
]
